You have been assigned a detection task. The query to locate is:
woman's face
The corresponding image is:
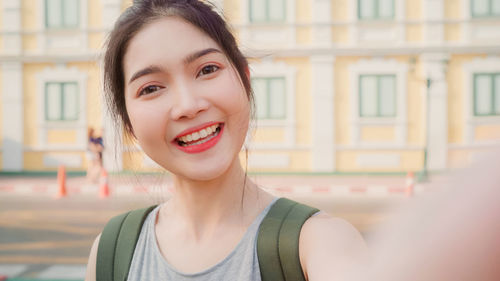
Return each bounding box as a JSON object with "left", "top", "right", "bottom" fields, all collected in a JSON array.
[{"left": 123, "top": 17, "right": 250, "bottom": 181}]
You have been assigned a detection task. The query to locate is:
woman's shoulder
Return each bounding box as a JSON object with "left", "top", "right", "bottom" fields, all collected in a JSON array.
[{"left": 299, "top": 211, "right": 367, "bottom": 281}]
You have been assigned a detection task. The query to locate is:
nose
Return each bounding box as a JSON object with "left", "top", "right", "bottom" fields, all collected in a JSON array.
[{"left": 169, "top": 80, "right": 209, "bottom": 120}]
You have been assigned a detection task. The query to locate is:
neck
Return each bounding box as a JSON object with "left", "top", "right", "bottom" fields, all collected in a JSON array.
[{"left": 166, "top": 157, "right": 256, "bottom": 239}]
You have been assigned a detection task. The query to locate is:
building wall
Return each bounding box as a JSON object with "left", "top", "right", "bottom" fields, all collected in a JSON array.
[{"left": 1, "top": 0, "right": 499, "bottom": 174}]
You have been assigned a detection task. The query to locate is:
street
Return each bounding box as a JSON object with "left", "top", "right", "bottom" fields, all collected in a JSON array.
[{"left": 0, "top": 174, "right": 418, "bottom": 280}]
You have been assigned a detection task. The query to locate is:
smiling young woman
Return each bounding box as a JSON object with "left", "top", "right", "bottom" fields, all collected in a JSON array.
[{"left": 84, "top": 1, "right": 366, "bottom": 281}]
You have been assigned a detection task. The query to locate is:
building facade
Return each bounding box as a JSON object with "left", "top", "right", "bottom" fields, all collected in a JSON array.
[{"left": 0, "top": 0, "right": 499, "bottom": 174}]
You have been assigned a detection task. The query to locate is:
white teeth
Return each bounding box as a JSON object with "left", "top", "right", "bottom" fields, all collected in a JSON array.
[
  {"left": 200, "top": 129, "right": 208, "bottom": 138},
  {"left": 192, "top": 132, "right": 200, "bottom": 141},
  {"left": 177, "top": 124, "right": 221, "bottom": 145}
]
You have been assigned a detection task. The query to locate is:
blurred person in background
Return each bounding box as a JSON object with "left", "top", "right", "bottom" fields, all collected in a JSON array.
[{"left": 86, "top": 127, "right": 104, "bottom": 183}]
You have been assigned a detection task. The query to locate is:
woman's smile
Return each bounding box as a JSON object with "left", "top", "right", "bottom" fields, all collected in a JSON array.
[{"left": 173, "top": 122, "right": 224, "bottom": 153}]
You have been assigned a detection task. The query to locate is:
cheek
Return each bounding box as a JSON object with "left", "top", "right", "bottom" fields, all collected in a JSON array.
[
  {"left": 126, "top": 101, "right": 166, "bottom": 144},
  {"left": 211, "top": 71, "right": 251, "bottom": 117}
]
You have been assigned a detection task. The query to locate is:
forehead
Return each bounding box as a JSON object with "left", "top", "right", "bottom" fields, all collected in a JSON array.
[{"left": 123, "top": 17, "right": 219, "bottom": 78}]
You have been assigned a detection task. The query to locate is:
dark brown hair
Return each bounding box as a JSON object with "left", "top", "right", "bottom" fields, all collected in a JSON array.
[{"left": 103, "top": 0, "right": 253, "bottom": 138}]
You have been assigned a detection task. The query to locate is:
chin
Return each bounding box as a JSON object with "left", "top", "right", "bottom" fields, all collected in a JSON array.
[{"left": 169, "top": 158, "right": 235, "bottom": 182}]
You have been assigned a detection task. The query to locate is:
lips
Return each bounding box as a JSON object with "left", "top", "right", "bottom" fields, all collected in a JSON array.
[{"left": 173, "top": 122, "right": 224, "bottom": 153}]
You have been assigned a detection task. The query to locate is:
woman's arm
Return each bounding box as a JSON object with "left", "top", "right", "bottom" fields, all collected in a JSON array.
[
  {"left": 84, "top": 234, "right": 101, "bottom": 281},
  {"left": 299, "top": 213, "right": 368, "bottom": 281}
]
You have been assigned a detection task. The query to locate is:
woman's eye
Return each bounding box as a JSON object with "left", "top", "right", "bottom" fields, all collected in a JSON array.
[
  {"left": 198, "top": 65, "right": 219, "bottom": 77},
  {"left": 138, "top": 85, "right": 162, "bottom": 96}
]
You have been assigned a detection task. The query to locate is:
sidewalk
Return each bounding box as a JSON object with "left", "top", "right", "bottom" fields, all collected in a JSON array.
[
  {"left": 0, "top": 173, "right": 446, "bottom": 198},
  {"left": 0, "top": 264, "right": 85, "bottom": 281},
  {"left": 0, "top": 173, "right": 450, "bottom": 280}
]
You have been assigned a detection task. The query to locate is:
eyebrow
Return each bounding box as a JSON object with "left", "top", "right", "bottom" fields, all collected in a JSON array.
[
  {"left": 183, "top": 48, "right": 222, "bottom": 65},
  {"left": 128, "top": 48, "right": 223, "bottom": 85}
]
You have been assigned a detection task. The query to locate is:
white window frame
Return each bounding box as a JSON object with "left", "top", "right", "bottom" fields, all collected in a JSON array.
[
  {"left": 349, "top": 0, "right": 405, "bottom": 45},
  {"left": 470, "top": 0, "right": 500, "bottom": 18},
  {"left": 461, "top": 0, "right": 500, "bottom": 43},
  {"left": 252, "top": 77, "right": 287, "bottom": 120},
  {"left": 249, "top": 61, "right": 296, "bottom": 148},
  {"left": 249, "top": 0, "right": 286, "bottom": 23},
  {"left": 349, "top": 58, "right": 408, "bottom": 147},
  {"left": 239, "top": 0, "right": 296, "bottom": 48},
  {"left": 36, "top": 0, "right": 88, "bottom": 54},
  {"left": 463, "top": 56, "right": 500, "bottom": 145},
  {"left": 44, "top": 0, "right": 80, "bottom": 29},
  {"left": 36, "top": 66, "right": 87, "bottom": 150},
  {"left": 357, "top": 0, "right": 396, "bottom": 21}
]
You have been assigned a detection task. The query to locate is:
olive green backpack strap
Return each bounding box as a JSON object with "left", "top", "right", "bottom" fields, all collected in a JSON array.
[
  {"left": 257, "top": 198, "right": 319, "bottom": 281},
  {"left": 96, "top": 205, "right": 157, "bottom": 281}
]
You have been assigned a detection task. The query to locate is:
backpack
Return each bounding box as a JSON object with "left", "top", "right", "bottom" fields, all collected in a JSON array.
[{"left": 96, "top": 197, "right": 319, "bottom": 281}]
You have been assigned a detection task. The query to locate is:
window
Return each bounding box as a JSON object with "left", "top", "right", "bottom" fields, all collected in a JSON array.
[
  {"left": 45, "top": 0, "right": 79, "bottom": 29},
  {"left": 359, "top": 75, "right": 396, "bottom": 117},
  {"left": 474, "top": 73, "right": 500, "bottom": 116},
  {"left": 252, "top": 77, "right": 286, "bottom": 119},
  {"left": 471, "top": 0, "right": 500, "bottom": 17},
  {"left": 358, "top": 0, "right": 394, "bottom": 20},
  {"left": 249, "top": 0, "right": 286, "bottom": 22},
  {"left": 45, "top": 82, "right": 79, "bottom": 121}
]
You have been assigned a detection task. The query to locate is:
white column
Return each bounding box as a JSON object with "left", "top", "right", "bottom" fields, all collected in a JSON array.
[
  {"left": 423, "top": 0, "right": 444, "bottom": 44},
  {"left": 1, "top": 0, "right": 22, "bottom": 55},
  {"left": 102, "top": 0, "right": 122, "bottom": 29},
  {"left": 2, "top": 62, "right": 24, "bottom": 171},
  {"left": 311, "top": 55, "right": 336, "bottom": 172},
  {"left": 421, "top": 53, "right": 449, "bottom": 171},
  {"left": 312, "top": 0, "right": 332, "bottom": 46}
]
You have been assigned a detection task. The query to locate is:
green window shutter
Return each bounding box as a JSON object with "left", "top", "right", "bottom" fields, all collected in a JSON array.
[
  {"left": 360, "top": 75, "right": 396, "bottom": 117},
  {"left": 268, "top": 0, "right": 286, "bottom": 22},
  {"left": 359, "top": 0, "right": 394, "bottom": 20},
  {"left": 474, "top": 74, "right": 493, "bottom": 116},
  {"left": 63, "top": 83, "right": 79, "bottom": 120},
  {"left": 493, "top": 0, "right": 500, "bottom": 15},
  {"left": 359, "top": 0, "right": 376, "bottom": 19},
  {"left": 472, "top": 0, "right": 500, "bottom": 17},
  {"left": 378, "top": 0, "right": 395, "bottom": 19},
  {"left": 252, "top": 77, "right": 287, "bottom": 120},
  {"left": 253, "top": 78, "right": 268, "bottom": 119},
  {"left": 45, "top": 0, "right": 79, "bottom": 28},
  {"left": 269, "top": 78, "right": 286, "bottom": 119},
  {"left": 360, "top": 75, "right": 378, "bottom": 117},
  {"left": 494, "top": 74, "right": 500, "bottom": 114},
  {"left": 250, "top": 0, "right": 285, "bottom": 22},
  {"left": 46, "top": 83, "right": 62, "bottom": 121},
  {"left": 45, "top": 82, "right": 79, "bottom": 121},
  {"left": 64, "top": 0, "right": 80, "bottom": 27},
  {"left": 46, "top": 0, "right": 62, "bottom": 28},
  {"left": 379, "top": 75, "right": 396, "bottom": 117}
]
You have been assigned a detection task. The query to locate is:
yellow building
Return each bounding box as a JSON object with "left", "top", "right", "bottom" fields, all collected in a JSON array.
[{"left": 0, "top": 0, "right": 499, "bottom": 174}]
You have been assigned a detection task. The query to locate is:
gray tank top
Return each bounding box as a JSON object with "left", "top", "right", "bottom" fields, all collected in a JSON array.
[{"left": 127, "top": 198, "right": 278, "bottom": 281}]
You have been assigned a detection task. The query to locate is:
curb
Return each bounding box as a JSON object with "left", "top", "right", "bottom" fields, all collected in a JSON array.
[{"left": 0, "top": 183, "right": 427, "bottom": 197}]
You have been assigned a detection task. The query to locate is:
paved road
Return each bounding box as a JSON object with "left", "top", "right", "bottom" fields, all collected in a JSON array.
[{"left": 0, "top": 179, "right": 413, "bottom": 280}]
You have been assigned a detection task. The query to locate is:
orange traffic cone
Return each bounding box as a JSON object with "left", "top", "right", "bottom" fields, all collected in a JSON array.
[
  {"left": 406, "top": 171, "right": 415, "bottom": 197},
  {"left": 56, "top": 165, "right": 67, "bottom": 199},
  {"left": 99, "top": 168, "right": 110, "bottom": 199}
]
